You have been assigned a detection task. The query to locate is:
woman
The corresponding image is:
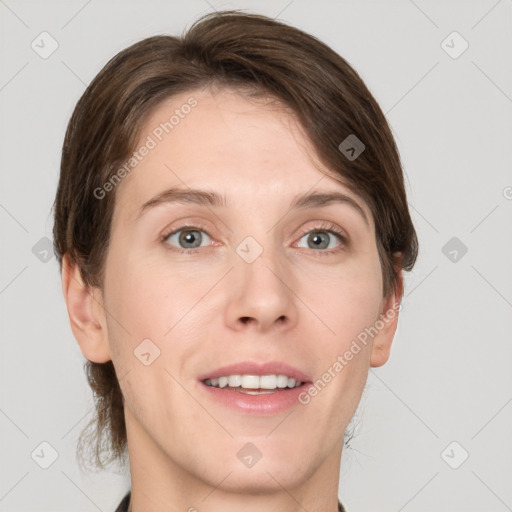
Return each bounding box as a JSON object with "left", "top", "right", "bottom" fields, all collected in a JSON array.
[{"left": 53, "top": 10, "right": 418, "bottom": 512}]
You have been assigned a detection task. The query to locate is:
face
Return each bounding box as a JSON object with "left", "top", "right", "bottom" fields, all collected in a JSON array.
[{"left": 84, "top": 87, "right": 399, "bottom": 494}]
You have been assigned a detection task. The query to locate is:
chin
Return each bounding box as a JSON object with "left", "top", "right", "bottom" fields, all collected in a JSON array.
[
  {"left": 204, "top": 461, "right": 310, "bottom": 495},
  {"left": 201, "top": 441, "right": 314, "bottom": 491}
]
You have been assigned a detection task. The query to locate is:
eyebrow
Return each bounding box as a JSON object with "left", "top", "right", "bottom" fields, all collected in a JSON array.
[{"left": 137, "top": 187, "right": 369, "bottom": 226}]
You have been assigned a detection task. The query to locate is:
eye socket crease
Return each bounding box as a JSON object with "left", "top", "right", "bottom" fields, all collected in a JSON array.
[{"left": 136, "top": 186, "right": 370, "bottom": 227}]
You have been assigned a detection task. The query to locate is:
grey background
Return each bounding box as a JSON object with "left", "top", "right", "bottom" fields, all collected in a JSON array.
[{"left": 1, "top": 1, "right": 511, "bottom": 511}]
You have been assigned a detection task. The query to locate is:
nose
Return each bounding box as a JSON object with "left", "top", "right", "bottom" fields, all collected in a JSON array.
[{"left": 224, "top": 242, "right": 299, "bottom": 333}]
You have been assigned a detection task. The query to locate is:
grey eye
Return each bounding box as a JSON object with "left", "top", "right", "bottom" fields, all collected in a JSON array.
[
  {"left": 166, "top": 229, "right": 211, "bottom": 249},
  {"left": 296, "top": 231, "right": 341, "bottom": 250}
]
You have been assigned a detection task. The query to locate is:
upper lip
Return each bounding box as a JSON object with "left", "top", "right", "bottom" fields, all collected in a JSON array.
[{"left": 198, "top": 361, "right": 312, "bottom": 383}]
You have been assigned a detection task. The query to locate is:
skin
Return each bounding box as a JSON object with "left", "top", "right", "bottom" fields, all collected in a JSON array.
[{"left": 62, "top": 86, "right": 403, "bottom": 512}]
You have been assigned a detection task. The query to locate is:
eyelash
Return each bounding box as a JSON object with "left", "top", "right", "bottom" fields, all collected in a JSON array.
[{"left": 159, "top": 221, "right": 347, "bottom": 256}]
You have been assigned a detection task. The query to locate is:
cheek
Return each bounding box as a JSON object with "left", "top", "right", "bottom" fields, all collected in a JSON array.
[
  {"left": 298, "top": 251, "right": 383, "bottom": 345},
  {"left": 299, "top": 262, "right": 383, "bottom": 424},
  {"left": 102, "top": 242, "right": 191, "bottom": 359},
  {"left": 296, "top": 249, "right": 383, "bottom": 411}
]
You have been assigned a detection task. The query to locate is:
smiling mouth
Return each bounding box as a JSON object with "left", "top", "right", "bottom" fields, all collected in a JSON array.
[
  {"left": 202, "top": 374, "right": 306, "bottom": 394},
  {"left": 199, "top": 371, "right": 312, "bottom": 414}
]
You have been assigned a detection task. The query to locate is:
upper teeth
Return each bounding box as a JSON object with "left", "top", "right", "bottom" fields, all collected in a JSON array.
[{"left": 204, "top": 374, "right": 302, "bottom": 389}]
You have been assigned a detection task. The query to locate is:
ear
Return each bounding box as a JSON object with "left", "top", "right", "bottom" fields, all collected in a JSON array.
[
  {"left": 61, "top": 253, "right": 111, "bottom": 363},
  {"left": 370, "top": 256, "right": 404, "bottom": 368}
]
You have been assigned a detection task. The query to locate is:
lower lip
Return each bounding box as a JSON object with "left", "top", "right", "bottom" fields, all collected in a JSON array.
[{"left": 199, "top": 382, "right": 311, "bottom": 415}]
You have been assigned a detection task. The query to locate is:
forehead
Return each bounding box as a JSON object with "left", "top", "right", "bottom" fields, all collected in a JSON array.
[{"left": 113, "top": 87, "right": 372, "bottom": 225}]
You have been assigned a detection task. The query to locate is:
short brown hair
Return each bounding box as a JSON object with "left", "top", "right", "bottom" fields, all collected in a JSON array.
[{"left": 53, "top": 9, "right": 418, "bottom": 471}]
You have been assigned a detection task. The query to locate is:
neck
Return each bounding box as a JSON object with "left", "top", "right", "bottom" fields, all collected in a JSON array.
[{"left": 124, "top": 408, "right": 344, "bottom": 512}]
